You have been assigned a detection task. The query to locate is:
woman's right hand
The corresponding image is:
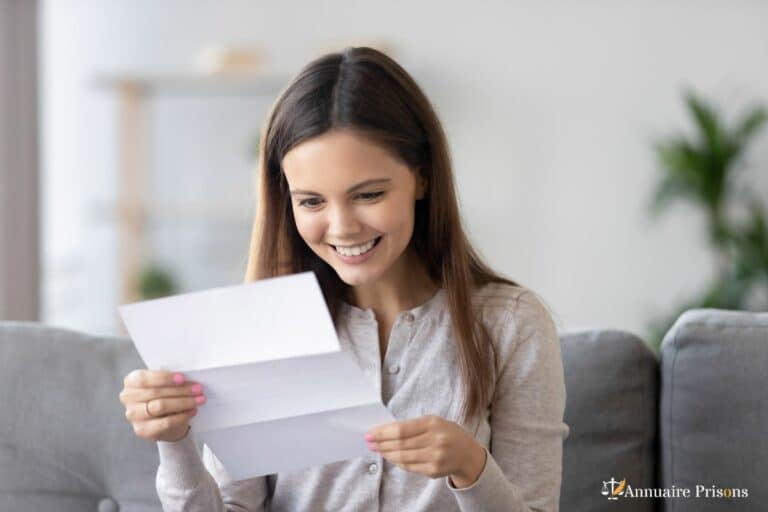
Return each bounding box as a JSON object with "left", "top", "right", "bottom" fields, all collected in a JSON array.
[{"left": 119, "top": 369, "right": 206, "bottom": 443}]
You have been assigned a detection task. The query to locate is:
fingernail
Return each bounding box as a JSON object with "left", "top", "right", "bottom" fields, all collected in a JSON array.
[
  {"left": 367, "top": 442, "right": 377, "bottom": 451},
  {"left": 195, "top": 395, "right": 206, "bottom": 404},
  {"left": 190, "top": 383, "right": 203, "bottom": 394},
  {"left": 365, "top": 433, "right": 374, "bottom": 442},
  {"left": 190, "top": 408, "right": 197, "bottom": 416},
  {"left": 173, "top": 373, "right": 185, "bottom": 384}
]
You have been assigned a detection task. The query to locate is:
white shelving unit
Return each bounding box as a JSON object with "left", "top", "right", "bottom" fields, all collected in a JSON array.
[{"left": 96, "top": 71, "right": 288, "bottom": 309}]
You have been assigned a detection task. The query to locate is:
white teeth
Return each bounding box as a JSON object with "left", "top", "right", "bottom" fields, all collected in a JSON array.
[{"left": 335, "top": 238, "right": 377, "bottom": 257}]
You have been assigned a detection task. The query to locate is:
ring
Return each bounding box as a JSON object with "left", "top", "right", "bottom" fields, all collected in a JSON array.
[{"left": 145, "top": 400, "right": 155, "bottom": 418}]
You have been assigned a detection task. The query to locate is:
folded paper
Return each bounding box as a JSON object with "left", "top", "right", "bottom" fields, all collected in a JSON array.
[{"left": 119, "top": 271, "right": 395, "bottom": 479}]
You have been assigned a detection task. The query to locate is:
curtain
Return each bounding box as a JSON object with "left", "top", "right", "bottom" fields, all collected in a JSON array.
[{"left": 0, "top": 0, "right": 39, "bottom": 320}]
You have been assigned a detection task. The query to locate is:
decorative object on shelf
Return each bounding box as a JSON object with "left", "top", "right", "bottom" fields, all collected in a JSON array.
[
  {"left": 647, "top": 89, "right": 768, "bottom": 350},
  {"left": 195, "top": 46, "right": 265, "bottom": 74},
  {"left": 137, "top": 263, "right": 178, "bottom": 300}
]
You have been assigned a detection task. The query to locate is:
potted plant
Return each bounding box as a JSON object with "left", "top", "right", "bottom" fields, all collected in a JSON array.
[{"left": 648, "top": 90, "right": 768, "bottom": 349}]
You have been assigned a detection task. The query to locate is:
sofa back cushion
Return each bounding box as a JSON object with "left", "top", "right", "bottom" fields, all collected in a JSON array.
[
  {"left": 560, "top": 329, "right": 659, "bottom": 512},
  {"left": 660, "top": 309, "right": 768, "bottom": 511},
  {"left": 0, "top": 322, "right": 161, "bottom": 512}
]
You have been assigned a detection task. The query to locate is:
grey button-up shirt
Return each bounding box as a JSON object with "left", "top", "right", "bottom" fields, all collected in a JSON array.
[{"left": 155, "top": 283, "right": 569, "bottom": 511}]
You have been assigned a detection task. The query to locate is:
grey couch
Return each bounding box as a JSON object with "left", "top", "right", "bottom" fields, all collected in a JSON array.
[{"left": 1, "top": 309, "right": 766, "bottom": 511}]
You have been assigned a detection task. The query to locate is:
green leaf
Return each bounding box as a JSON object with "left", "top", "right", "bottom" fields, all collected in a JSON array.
[
  {"left": 685, "top": 91, "right": 723, "bottom": 161},
  {"left": 653, "top": 136, "right": 710, "bottom": 208},
  {"left": 650, "top": 174, "right": 692, "bottom": 215},
  {"left": 734, "top": 107, "right": 768, "bottom": 145}
]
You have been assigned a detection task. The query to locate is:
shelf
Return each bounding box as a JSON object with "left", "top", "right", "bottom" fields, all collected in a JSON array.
[
  {"left": 89, "top": 199, "right": 255, "bottom": 223},
  {"left": 99, "top": 68, "right": 280, "bottom": 306},
  {"left": 94, "top": 71, "right": 291, "bottom": 96}
]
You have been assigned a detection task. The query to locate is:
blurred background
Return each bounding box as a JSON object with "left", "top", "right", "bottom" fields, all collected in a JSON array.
[{"left": 1, "top": 0, "right": 767, "bottom": 349}]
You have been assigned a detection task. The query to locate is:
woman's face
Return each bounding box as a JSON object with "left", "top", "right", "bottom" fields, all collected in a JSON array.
[{"left": 281, "top": 129, "right": 426, "bottom": 288}]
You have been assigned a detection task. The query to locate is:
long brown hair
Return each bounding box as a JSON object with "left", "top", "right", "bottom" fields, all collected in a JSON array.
[{"left": 245, "top": 47, "right": 519, "bottom": 424}]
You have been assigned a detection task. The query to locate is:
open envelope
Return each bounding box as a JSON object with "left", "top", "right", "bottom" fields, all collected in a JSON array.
[{"left": 119, "top": 271, "right": 395, "bottom": 479}]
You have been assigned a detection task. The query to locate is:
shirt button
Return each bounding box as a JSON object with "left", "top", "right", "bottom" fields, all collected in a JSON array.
[
  {"left": 368, "top": 463, "right": 379, "bottom": 474},
  {"left": 97, "top": 498, "right": 119, "bottom": 512},
  {"left": 403, "top": 312, "right": 415, "bottom": 322},
  {"left": 388, "top": 364, "right": 400, "bottom": 375}
]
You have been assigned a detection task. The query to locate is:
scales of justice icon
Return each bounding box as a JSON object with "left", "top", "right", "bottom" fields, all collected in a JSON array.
[{"left": 602, "top": 478, "right": 625, "bottom": 500}]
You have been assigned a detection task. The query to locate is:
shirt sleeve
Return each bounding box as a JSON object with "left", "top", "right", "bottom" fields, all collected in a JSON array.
[
  {"left": 155, "top": 427, "right": 270, "bottom": 511},
  {"left": 446, "top": 290, "right": 570, "bottom": 512}
]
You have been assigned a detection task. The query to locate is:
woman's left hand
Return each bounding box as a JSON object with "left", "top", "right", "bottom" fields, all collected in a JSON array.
[{"left": 365, "top": 415, "right": 487, "bottom": 488}]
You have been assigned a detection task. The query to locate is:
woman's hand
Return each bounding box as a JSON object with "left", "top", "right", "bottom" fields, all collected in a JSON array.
[
  {"left": 119, "top": 369, "right": 206, "bottom": 443},
  {"left": 365, "top": 415, "right": 487, "bottom": 488}
]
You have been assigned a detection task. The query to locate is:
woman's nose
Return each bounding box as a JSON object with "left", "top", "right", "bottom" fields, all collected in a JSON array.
[{"left": 326, "top": 204, "right": 363, "bottom": 238}]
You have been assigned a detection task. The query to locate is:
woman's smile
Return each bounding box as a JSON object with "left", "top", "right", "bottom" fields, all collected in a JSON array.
[
  {"left": 330, "top": 236, "right": 383, "bottom": 264},
  {"left": 330, "top": 235, "right": 382, "bottom": 254}
]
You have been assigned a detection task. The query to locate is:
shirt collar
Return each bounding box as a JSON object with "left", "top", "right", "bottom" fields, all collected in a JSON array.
[{"left": 340, "top": 287, "right": 446, "bottom": 323}]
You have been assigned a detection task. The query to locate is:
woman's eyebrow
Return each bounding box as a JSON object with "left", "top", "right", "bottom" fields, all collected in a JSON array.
[{"left": 290, "top": 178, "right": 391, "bottom": 196}]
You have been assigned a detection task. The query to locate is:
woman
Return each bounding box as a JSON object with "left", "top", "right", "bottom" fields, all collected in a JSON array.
[{"left": 119, "top": 46, "right": 569, "bottom": 512}]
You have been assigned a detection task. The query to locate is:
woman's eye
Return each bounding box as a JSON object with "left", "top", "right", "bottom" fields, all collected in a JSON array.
[
  {"left": 357, "top": 191, "right": 384, "bottom": 201},
  {"left": 297, "top": 192, "right": 383, "bottom": 209},
  {"left": 298, "top": 198, "right": 323, "bottom": 208}
]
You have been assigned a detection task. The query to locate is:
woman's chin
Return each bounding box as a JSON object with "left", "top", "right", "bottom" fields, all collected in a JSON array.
[
  {"left": 335, "top": 270, "right": 374, "bottom": 287},
  {"left": 331, "top": 264, "right": 383, "bottom": 287}
]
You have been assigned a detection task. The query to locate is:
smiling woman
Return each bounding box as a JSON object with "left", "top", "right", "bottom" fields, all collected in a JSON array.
[
  {"left": 282, "top": 130, "right": 428, "bottom": 292},
  {"left": 148, "top": 46, "right": 569, "bottom": 512}
]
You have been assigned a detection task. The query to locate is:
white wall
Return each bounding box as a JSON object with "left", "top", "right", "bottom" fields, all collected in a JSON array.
[{"left": 41, "top": 0, "right": 768, "bottom": 337}]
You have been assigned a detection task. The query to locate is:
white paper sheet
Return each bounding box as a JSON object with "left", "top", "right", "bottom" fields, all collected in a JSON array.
[{"left": 119, "top": 271, "right": 395, "bottom": 479}]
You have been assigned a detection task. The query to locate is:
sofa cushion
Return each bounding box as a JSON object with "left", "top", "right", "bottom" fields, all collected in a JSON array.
[
  {"left": 660, "top": 309, "right": 768, "bottom": 511},
  {"left": 0, "top": 322, "right": 161, "bottom": 512},
  {"left": 560, "top": 329, "right": 659, "bottom": 512}
]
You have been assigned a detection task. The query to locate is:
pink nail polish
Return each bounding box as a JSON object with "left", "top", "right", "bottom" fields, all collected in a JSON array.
[
  {"left": 195, "top": 395, "right": 206, "bottom": 404},
  {"left": 365, "top": 434, "right": 374, "bottom": 442},
  {"left": 190, "top": 408, "right": 198, "bottom": 416},
  {"left": 173, "top": 373, "right": 185, "bottom": 384},
  {"left": 191, "top": 383, "right": 203, "bottom": 394}
]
